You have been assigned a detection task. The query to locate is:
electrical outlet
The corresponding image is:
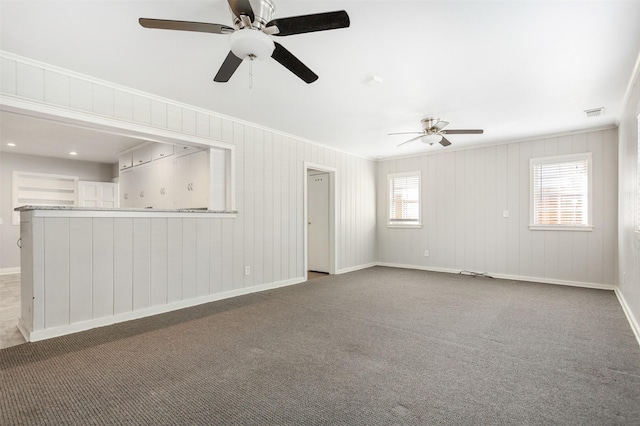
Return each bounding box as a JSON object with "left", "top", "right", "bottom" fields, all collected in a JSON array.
[
  {"left": 424, "top": 250, "right": 429, "bottom": 257},
  {"left": 503, "top": 210, "right": 509, "bottom": 218},
  {"left": 245, "top": 266, "right": 251, "bottom": 276}
]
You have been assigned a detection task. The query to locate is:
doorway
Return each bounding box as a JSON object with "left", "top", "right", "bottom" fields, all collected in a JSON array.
[{"left": 304, "top": 163, "right": 336, "bottom": 279}]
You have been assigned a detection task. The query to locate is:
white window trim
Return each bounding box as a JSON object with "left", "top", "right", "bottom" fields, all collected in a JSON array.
[
  {"left": 388, "top": 171, "right": 422, "bottom": 228},
  {"left": 529, "top": 152, "right": 593, "bottom": 231}
]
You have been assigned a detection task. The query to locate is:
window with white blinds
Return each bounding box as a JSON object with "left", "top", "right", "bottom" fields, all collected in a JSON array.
[
  {"left": 388, "top": 171, "right": 421, "bottom": 227},
  {"left": 530, "top": 153, "right": 592, "bottom": 230}
]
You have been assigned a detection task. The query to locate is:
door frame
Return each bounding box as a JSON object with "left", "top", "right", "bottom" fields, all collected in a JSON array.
[{"left": 304, "top": 162, "right": 337, "bottom": 279}]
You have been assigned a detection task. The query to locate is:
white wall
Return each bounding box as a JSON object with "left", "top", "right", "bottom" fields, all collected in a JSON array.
[
  {"left": 0, "top": 151, "right": 114, "bottom": 270},
  {"left": 618, "top": 58, "right": 640, "bottom": 337},
  {"left": 0, "top": 52, "right": 377, "bottom": 283},
  {"left": 377, "top": 128, "right": 618, "bottom": 288}
]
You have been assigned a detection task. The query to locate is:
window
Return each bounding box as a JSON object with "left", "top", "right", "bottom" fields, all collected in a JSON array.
[
  {"left": 388, "top": 171, "right": 421, "bottom": 227},
  {"left": 530, "top": 153, "right": 592, "bottom": 231}
]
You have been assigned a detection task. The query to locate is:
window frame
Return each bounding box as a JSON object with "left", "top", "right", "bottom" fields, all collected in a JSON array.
[
  {"left": 387, "top": 171, "right": 422, "bottom": 228},
  {"left": 529, "top": 152, "right": 593, "bottom": 231}
]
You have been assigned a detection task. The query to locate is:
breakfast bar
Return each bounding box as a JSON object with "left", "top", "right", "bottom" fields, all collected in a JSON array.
[{"left": 17, "top": 206, "right": 238, "bottom": 342}]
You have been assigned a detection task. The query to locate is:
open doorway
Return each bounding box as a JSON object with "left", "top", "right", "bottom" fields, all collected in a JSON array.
[{"left": 304, "top": 163, "right": 336, "bottom": 280}]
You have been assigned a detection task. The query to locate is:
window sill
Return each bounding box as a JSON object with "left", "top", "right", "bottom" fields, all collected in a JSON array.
[
  {"left": 388, "top": 223, "right": 422, "bottom": 229},
  {"left": 529, "top": 224, "right": 593, "bottom": 232}
]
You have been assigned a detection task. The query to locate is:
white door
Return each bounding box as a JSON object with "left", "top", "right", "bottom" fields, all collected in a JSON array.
[
  {"left": 308, "top": 172, "right": 330, "bottom": 273},
  {"left": 78, "top": 181, "right": 119, "bottom": 208}
]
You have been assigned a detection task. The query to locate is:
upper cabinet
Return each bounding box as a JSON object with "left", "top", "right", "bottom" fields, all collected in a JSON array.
[
  {"left": 132, "top": 145, "right": 152, "bottom": 166},
  {"left": 118, "top": 142, "right": 228, "bottom": 210},
  {"left": 118, "top": 153, "right": 133, "bottom": 171}
]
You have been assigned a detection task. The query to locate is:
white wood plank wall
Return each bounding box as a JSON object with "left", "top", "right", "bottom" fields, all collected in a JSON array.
[{"left": 377, "top": 128, "right": 618, "bottom": 287}]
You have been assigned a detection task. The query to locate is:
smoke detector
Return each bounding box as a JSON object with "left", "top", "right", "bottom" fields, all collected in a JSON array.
[{"left": 584, "top": 107, "right": 604, "bottom": 118}]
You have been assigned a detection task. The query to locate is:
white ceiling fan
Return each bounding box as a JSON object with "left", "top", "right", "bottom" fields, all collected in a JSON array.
[{"left": 390, "top": 118, "right": 484, "bottom": 147}]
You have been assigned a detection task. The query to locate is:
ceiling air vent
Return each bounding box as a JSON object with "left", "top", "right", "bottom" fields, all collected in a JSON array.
[{"left": 584, "top": 107, "right": 604, "bottom": 118}]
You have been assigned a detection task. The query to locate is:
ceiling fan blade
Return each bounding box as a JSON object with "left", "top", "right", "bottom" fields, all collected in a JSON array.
[
  {"left": 432, "top": 120, "right": 449, "bottom": 132},
  {"left": 139, "top": 18, "right": 234, "bottom": 34},
  {"left": 388, "top": 131, "right": 424, "bottom": 136},
  {"left": 228, "top": 0, "right": 254, "bottom": 22},
  {"left": 441, "top": 129, "right": 484, "bottom": 134},
  {"left": 271, "top": 42, "right": 318, "bottom": 83},
  {"left": 397, "top": 134, "right": 427, "bottom": 147},
  {"left": 439, "top": 136, "right": 452, "bottom": 146},
  {"left": 267, "top": 11, "right": 350, "bottom": 36},
  {"left": 214, "top": 51, "right": 243, "bottom": 82}
]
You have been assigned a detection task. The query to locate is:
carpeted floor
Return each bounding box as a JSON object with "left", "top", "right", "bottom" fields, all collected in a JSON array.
[{"left": 1, "top": 266, "right": 639, "bottom": 425}]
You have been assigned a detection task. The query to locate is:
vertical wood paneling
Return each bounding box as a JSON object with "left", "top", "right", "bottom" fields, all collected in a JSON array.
[
  {"left": 196, "top": 112, "right": 210, "bottom": 137},
  {"left": 209, "top": 219, "right": 223, "bottom": 294},
  {"left": 113, "top": 218, "right": 133, "bottom": 314},
  {"left": 602, "top": 129, "right": 617, "bottom": 284},
  {"left": 527, "top": 141, "right": 543, "bottom": 278},
  {"left": 150, "top": 218, "right": 168, "bottom": 306},
  {"left": 132, "top": 218, "right": 151, "bottom": 310},
  {"left": 167, "top": 105, "right": 182, "bottom": 131},
  {"left": 506, "top": 143, "right": 520, "bottom": 275},
  {"left": 114, "top": 90, "right": 133, "bottom": 121},
  {"left": 263, "top": 131, "right": 274, "bottom": 284},
  {"left": 377, "top": 128, "right": 616, "bottom": 287},
  {"left": 17, "top": 62, "right": 44, "bottom": 100},
  {"left": 233, "top": 122, "right": 245, "bottom": 288},
  {"left": 133, "top": 95, "right": 151, "bottom": 124},
  {"left": 167, "top": 218, "right": 183, "bottom": 302},
  {"left": 221, "top": 218, "right": 234, "bottom": 291},
  {"left": 1, "top": 58, "right": 17, "bottom": 94},
  {"left": 254, "top": 129, "right": 265, "bottom": 284},
  {"left": 69, "top": 78, "right": 92, "bottom": 111},
  {"left": 196, "top": 219, "right": 210, "bottom": 296},
  {"left": 484, "top": 146, "right": 497, "bottom": 273},
  {"left": 93, "top": 218, "right": 114, "bottom": 318},
  {"left": 44, "top": 218, "right": 69, "bottom": 327},
  {"left": 44, "top": 71, "right": 70, "bottom": 106},
  {"left": 150, "top": 100, "right": 167, "bottom": 128},
  {"left": 32, "top": 217, "right": 45, "bottom": 330},
  {"left": 495, "top": 145, "right": 508, "bottom": 274},
  {"left": 587, "top": 131, "right": 605, "bottom": 283},
  {"left": 182, "top": 218, "right": 197, "bottom": 299},
  {"left": 183, "top": 109, "right": 197, "bottom": 134},
  {"left": 69, "top": 218, "right": 92, "bottom": 323},
  {"left": 280, "top": 137, "right": 290, "bottom": 279},
  {"left": 244, "top": 127, "right": 255, "bottom": 287},
  {"left": 93, "top": 85, "right": 114, "bottom": 117},
  {"left": 272, "top": 134, "right": 282, "bottom": 282}
]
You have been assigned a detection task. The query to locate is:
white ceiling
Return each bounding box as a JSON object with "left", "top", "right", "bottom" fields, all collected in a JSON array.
[{"left": 1, "top": 0, "right": 640, "bottom": 161}]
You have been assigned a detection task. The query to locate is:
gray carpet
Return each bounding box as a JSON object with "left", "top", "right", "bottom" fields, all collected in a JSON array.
[{"left": 1, "top": 266, "right": 639, "bottom": 425}]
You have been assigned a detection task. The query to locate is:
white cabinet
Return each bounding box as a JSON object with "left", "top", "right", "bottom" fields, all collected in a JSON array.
[
  {"left": 174, "top": 150, "right": 209, "bottom": 209},
  {"left": 175, "top": 145, "right": 197, "bottom": 157},
  {"left": 119, "top": 169, "right": 133, "bottom": 206},
  {"left": 119, "top": 153, "right": 133, "bottom": 171},
  {"left": 132, "top": 145, "right": 152, "bottom": 167},
  {"left": 152, "top": 143, "right": 174, "bottom": 161},
  {"left": 149, "top": 156, "right": 175, "bottom": 209}
]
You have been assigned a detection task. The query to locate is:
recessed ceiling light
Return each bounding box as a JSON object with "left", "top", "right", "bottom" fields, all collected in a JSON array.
[
  {"left": 69, "top": 151, "right": 78, "bottom": 156},
  {"left": 7, "top": 143, "right": 16, "bottom": 147}
]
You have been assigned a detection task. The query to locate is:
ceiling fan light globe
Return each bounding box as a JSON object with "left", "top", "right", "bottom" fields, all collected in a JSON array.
[
  {"left": 229, "top": 29, "right": 275, "bottom": 60},
  {"left": 421, "top": 134, "right": 442, "bottom": 145}
]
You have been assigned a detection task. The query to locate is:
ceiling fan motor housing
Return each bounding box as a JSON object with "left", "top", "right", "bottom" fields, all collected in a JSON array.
[
  {"left": 232, "top": 0, "right": 275, "bottom": 30},
  {"left": 421, "top": 117, "right": 440, "bottom": 132}
]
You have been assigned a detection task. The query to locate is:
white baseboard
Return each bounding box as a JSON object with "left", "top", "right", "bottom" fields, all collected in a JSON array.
[
  {"left": 0, "top": 267, "right": 20, "bottom": 275},
  {"left": 614, "top": 288, "right": 640, "bottom": 349},
  {"left": 25, "top": 276, "right": 306, "bottom": 342},
  {"left": 375, "top": 262, "right": 615, "bottom": 290},
  {"left": 336, "top": 262, "right": 378, "bottom": 275}
]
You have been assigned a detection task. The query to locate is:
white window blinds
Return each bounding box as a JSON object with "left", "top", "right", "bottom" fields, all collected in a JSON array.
[
  {"left": 388, "top": 172, "right": 420, "bottom": 225},
  {"left": 531, "top": 153, "right": 591, "bottom": 227}
]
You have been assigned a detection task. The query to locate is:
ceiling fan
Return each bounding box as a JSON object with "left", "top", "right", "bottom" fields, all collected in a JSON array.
[
  {"left": 390, "top": 118, "right": 484, "bottom": 147},
  {"left": 139, "top": 0, "right": 350, "bottom": 83}
]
